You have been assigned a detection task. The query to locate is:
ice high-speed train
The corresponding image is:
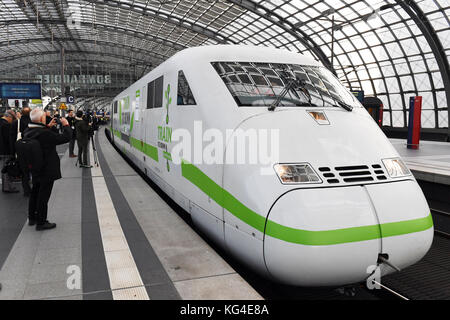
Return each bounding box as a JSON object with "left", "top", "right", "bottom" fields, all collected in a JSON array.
[{"left": 109, "top": 45, "right": 433, "bottom": 286}]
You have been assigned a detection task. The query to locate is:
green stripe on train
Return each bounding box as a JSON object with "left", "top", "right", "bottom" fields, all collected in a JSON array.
[
  {"left": 163, "top": 151, "right": 172, "bottom": 161},
  {"left": 180, "top": 160, "right": 433, "bottom": 246},
  {"left": 130, "top": 136, "right": 158, "bottom": 162},
  {"left": 113, "top": 129, "right": 122, "bottom": 139}
]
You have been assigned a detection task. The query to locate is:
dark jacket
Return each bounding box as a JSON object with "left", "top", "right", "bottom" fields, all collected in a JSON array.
[
  {"left": 24, "top": 122, "right": 72, "bottom": 182},
  {"left": 0, "top": 118, "right": 12, "bottom": 156},
  {"left": 67, "top": 115, "right": 76, "bottom": 139},
  {"left": 74, "top": 117, "right": 89, "bottom": 143},
  {"left": 9, "top": 115, "right": 31, "bottom": 154}
]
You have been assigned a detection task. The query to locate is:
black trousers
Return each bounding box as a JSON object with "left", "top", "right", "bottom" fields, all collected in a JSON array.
[
  {"left": 69, "top": 137, "right": 76, "bottom": 156},
  {"left": 21, "top": 167, "right": 31, "bottom": 195},
  {"left": 28, "top": 180, "right": 55, "bottom": 224},
  {"left": 77, "top": 139, "right": 88, "bottom": 166}
]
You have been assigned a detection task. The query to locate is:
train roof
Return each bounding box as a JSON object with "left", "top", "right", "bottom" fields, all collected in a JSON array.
[{"left": 113, "top": 45, "right": 322, "bottom": 101}]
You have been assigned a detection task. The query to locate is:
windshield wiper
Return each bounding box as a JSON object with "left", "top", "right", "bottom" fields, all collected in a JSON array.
[
  {"left": 334, "top": 101, "right": 353, "bottom": 112},
  {"left": 296, "top": 102, "right": 320, "bottom": 107},
  {"left": 268, "top": 73, "right": 312, "bottom": 111}
]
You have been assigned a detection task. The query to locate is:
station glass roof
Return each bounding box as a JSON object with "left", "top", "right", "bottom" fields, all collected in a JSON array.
[{"left": 0, "top": 0, "right": 448, "bottom": 130}]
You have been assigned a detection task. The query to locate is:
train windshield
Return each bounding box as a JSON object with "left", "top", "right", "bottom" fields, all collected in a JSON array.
[{"left": 211, "top": 62, "right": 361, "bottom": 109}]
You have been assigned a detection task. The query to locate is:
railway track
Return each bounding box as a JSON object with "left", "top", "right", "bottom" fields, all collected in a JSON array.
[
  {"left": 367, "top": 280, "right": 409, "bottom": 300},
  {"left": 365, "top": 209, "right": 450, "bottom": 300},
  {"left": 430, "top": 208, "right": 450, "bottom": 238}
]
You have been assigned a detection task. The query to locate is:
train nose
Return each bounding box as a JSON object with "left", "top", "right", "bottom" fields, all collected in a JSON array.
[
  {"left": 364, "top": 180, "right": 433, "bottom": 276},
  {"left": 263, "top": 181, "right": 433, "bottom": 287}
]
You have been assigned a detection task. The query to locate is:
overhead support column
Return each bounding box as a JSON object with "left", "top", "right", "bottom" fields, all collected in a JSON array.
[
  {"left": 396, "top": 0, "right": 450, "bottom": 141},
  {"left": 61, "top": 47, "right": 65, "bottom": 114}
]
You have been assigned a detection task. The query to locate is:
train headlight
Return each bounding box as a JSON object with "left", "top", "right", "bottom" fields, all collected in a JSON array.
[
  {"left": 274, "top": 163, "right": 322, "bottom": 184},
  {"left": 382, "top": 158, "right": 411, "bottom": 178}
]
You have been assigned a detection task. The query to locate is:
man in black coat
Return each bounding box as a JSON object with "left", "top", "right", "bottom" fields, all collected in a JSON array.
[
  {"left": 25, "top": 108, "right": 72, "bottom": 230},
  {"left": 74, "top": 110, "right": 92, "bottom": 168},
  {"left": 66, "top": 109, "right": 77, "bottom": 158},
  {"left": 0, "top": 110, "right": 18, "bottom": 193},
  {"left": 10, "top": 107, "right": 32, "bottom": 196}
]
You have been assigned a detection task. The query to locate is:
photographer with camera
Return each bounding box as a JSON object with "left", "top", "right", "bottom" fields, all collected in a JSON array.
[
  {"left": 23, "top": 108, "right": 72, "bottom": 230},
  {"left": 74, "top": 110, "right": 92, "bottom": 168}
]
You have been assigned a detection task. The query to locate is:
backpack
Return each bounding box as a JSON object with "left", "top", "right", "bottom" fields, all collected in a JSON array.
[{"left": 15, "top": 131, "right": 44, "bottom": 174}]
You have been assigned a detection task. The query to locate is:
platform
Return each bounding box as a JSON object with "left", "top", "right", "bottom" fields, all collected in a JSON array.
[
  {"left": 390, "top": 139, "right": 450, "bottom": 185},
  {"left": 0, "top": 128, "right": 261, "bottom": 300}
]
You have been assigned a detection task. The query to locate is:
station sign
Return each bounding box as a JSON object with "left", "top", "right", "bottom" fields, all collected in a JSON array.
[
  {"left": 0, "top": 83, "right": 42, "bottom": 99},
  {"left": 36, "top": 74, "right": 112, "bottom": 85}
]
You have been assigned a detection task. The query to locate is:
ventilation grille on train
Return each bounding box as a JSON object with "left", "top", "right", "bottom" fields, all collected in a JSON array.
[{"left": 318, "top": 164, "right": 387, "bottom": 184}]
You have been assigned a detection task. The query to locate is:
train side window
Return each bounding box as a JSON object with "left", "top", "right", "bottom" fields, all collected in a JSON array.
[
  {"left": 177, "top": 70, "right": 196, "bottom": 105},
  {"left": 147, "top": 81, "right": 155, "bottom": 109},
  {"left": 154, "top": 76, "right": 164, "bottom": 108},
  {"left": 113, "top": 101, "right": 118, "bottom": 113}
]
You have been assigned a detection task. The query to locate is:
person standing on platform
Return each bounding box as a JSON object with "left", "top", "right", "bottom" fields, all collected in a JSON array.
[
  {"left": 10, "top": 106, "right": 32, "bottom": 196},
  {"left": 74, "top": 110, "right": 92, "bottom": 168},
  {"left": 0, "top": 110, "right": 18, "bottom": 193},
  {"left": 25, "top": 108, "right": 72, "bottom": 230},
  {"left": 66, "top": 110, "right": 77, "bottom": 158}
]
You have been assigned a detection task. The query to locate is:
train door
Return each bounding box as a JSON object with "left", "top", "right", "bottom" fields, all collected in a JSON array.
[
  {"left": 118, "top": 98, "right": 124, "bottom": 149},
  {"left": 120, "top": 96, "right": 131, "bottom": 151},
  {"left": 143, "top": 75, "right": 165, "bottom": 180},
  {"left": 110, "top": 102, "right": 114, "bottom": 142},
  {"left": 142, "top": 86, "right": 151, "bottom": 174},
  {"left": 111, "top": 100, "right": 118, "bottom": 142},
  {"left": 135, "top": 85, "right": 145, "bottom": 170}
]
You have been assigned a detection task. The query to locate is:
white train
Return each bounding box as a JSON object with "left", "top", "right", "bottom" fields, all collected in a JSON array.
[{"left": 109, "top": 45, "right": 433, "bottom": 287}]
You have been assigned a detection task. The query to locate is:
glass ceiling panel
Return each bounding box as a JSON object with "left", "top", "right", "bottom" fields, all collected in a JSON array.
[{"left": 0, "top": 0, "right": 447, "bottom": 129}]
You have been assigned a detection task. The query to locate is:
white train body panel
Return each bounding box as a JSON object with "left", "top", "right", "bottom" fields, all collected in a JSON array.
[{"left": 110, "top": 45, "right": 433, "bottom": 286}]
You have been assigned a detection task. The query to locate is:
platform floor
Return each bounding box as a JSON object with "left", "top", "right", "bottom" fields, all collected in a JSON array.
[
  {"left": 390, "top": 139, "right": 450, "bottom": 184},
  {"left": 0, "top": 129, "right": 261, "bottom": 300}
]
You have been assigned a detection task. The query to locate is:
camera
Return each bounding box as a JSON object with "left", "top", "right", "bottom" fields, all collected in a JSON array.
[
  {"left": 54, "top": 113, "right": 62, "bottom": 125},
  {"left": 82, "top": 111, "right": 95, "bottom": 137}
]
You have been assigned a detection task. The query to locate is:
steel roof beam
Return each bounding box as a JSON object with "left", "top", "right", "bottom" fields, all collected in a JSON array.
[
  {"left": 0, "top": 60, "right": 147, "bottom": 75},
  {"left": 228, "top": 0, "right": 334, "bottom": 72},
  {"left": 49, "top": 0, "right": 86, "bottom": 58},
  {"left": 0, "top": 37, "right": 169, "bottom": 62},
  {"left": 78, "top": 0, "right": 233, "bottom": 44},
  {"left": 12, "top": 0, "right": 63, "bottom": 51},
  {"left": 1, "top": 19, "right": 186, "bottom": 51},
  {"left": 0, "top": 50, "right": 153, "bottom": 66}
]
